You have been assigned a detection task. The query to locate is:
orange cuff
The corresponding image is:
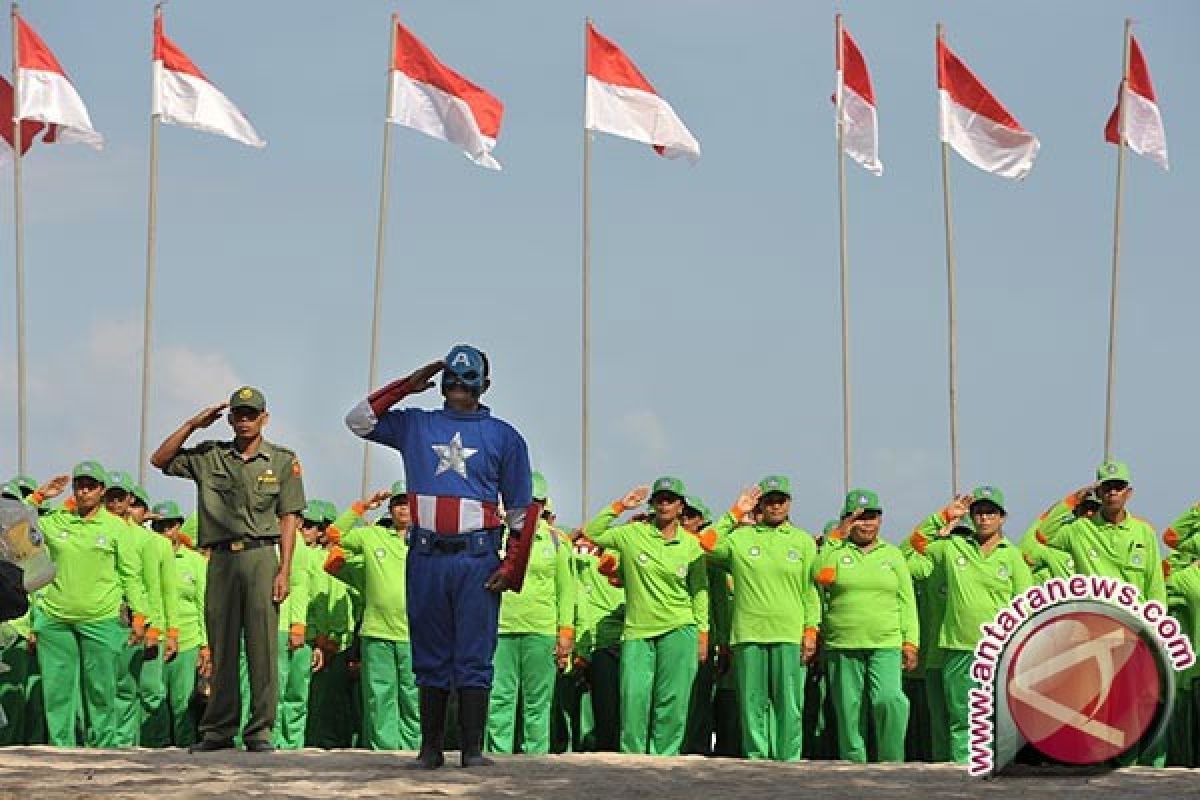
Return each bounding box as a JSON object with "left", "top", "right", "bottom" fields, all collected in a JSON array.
[
  {"left": 64, "top": 496, "right": 77, "bottom": 512},
  {"left": 145, "top": 628, "right": 161, "bottom": 646},
  {"left": 324, "top": 546, "right": 346, "bottom": 575},
  {"left": 597, "top": 553, "right": 618, "bottom": 576},
  {"left": 938, "top": 503, "right": 963, "bottom": 522},
  {"left": 557, "top": 626, "right": 575, "bottom": 639},
  {"left": 289, "top": 623, "right": 306, "bottom": 638},
  {"left": 166, "top": 628, "right": 179, "bottom": 642},
  {"left": 815, "top": 566, "right": 836, "bottom": 586},
  {"left": 610, "top": 500, "right": 626, "bottom": 516},
  {"left": 803, "top": 627, "right": 818, "bottom": 644},
  {"left": 132, "top": 613, "right": 147, "bottom": 633},
  {"left": 29, "top": 490, "right": 45, "bottom": 506},
  {"left": 1162, "top": 559, "right": 1172, "bottom": 578},
  {"left": 1164, "top": 528, "right": 1180, "bottom": 550},
  {"left": 1063, "top": 491, "right": 1082, "bottom": 510},
  {"left": 179, "top": 533, "right": 195, "bottom": 550},
  {"left": 698, "top": 631, "right": 709, "bottom": 648},
  {"left": 325, "top": 525, "right": 342, "bottom": 545},
  {"left": 911, "top": 532, "right": 929, "bottom": 555},
  {"left": 1035, "top": 531, "right": 1048, "bottom": 546},
  {"left": 694, "top": 528, "right": 718, "bottom": 553},
  {"left": 351, "top": 501, "right": 367, "bottom": 517},
  {"left": 902, "top": 641, "right": 918, "bottom": 652}
]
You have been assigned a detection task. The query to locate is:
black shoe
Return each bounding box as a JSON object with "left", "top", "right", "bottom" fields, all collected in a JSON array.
[
  {"left": 457, "top": 688, "right": 494, "bottom": 768},
  {"left": 188, "top": 738, "right": 235, "bottom": 753},
  {"left": 409, "top": 687, "right": 449, "bottom": 770},
  {"left": 244, "top": 740, "right": 276, "bottom": 753}
]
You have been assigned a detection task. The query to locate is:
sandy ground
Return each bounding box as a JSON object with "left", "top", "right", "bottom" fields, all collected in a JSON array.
[{"left": 0, "top": 748, "right": 1196, "bottom": 799}]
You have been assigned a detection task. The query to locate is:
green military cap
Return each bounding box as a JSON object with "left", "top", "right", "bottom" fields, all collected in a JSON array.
[
  {"left": 970, "top": 485, "right": 1006, "bottom": 513},
  {"left": 842, "top": 488, "right": 882, "bottom": 516},
  {"left": 1096, "top": 460, "right": 1132, "bottom": 484},
  {"left": 650, "top": 476, "right": 686, "bottom": 500},
  {"left": 131, "top": 485, "right": 151, "bottom": 508},
  {"left": 758, "top": 475, "right": 791, "bottom": 498},
  {"left": 319, "top": 500, "right": 339, "bottom": 524},
  {"left": 72, "top": 461, "right": 109, "bottom": 486},
  {"left": 230, "top": 386, "right": 267, "bottom": 412},
  {"left": 106, "top": 470, "right": 135, "bottom": 494},
  {"left": 531, "top": 471, "right": 549, "bottom": 501},
  {"left": 391, "top": 480, "right": 408, "bottom": 498},
  {"left": 302, "top": 500, "right": 326, "bottom": 524},
  {"left": 822, "top": 519, "right": 839, "bottom": 536},
  {"left": 684, "top": 495, "right": 711, "bottom": 524},
  {"left": 1, "top": 474, "right": 37, "bottom": 499},
  {"left": 152, "top": 500, "right": 185, "bottom": 521}
]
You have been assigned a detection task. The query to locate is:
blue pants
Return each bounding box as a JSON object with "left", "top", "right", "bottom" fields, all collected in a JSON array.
[{"left": 406, "top": 536, "right": 501, "bottom": 691}]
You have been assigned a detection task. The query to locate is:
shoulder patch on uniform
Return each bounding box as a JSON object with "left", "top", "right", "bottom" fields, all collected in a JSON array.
[{"left": 292, "top": 460, "right": 302, "bottom": 477}]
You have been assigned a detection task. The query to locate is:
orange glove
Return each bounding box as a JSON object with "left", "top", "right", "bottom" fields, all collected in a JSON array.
[
  {"left": 129, "top": 613, "right": 147, "bottom": 645},
  {"left": 288, "top": 624, "right": 306, "bottom": 651},
  {"left": 145, "top": 627, "right": 161, "bottom": 648}
]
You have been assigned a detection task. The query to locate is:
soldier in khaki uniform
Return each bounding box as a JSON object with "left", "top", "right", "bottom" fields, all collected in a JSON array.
[{"left": 151, "top": 386, "right": 306, "bottom": 753}]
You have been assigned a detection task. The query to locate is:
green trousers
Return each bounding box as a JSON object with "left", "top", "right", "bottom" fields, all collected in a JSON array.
[
  {"left": 35, "top": 616, "right": 126, "bottom": 747},
  {"left": 0, "top": 640, "right": 33, "bottom": 745},
  {"left": 827, "top": 648, "right": 909, "bottom": 763},
  {"left": 274, "top": 630, "right": 313, "bottom": 749},
  {"left": 115, "top": 642, "right": 142, "bottom": 746},
  {"left": 619, "top": 626, "right": 698, "bottom": 756},
  {"left": 200, "top": 546, "right": 279, "bottom": 745},
  {"left": 487, "top": 633, "right": 556, "bottom": 754},
  {"left": 308, "top": 649, "right": 357, "bottom": 748},
  {"left": 163, "top": 646, "right": 200, "bottom": 747},
  {"left": 943, "top": 650, "right": 977, "bottom": 764},
  {"left": 360, "top": 637, "right": 419, "bottom": 750},
  {"left": 734, "top": 642, "right": 806, "bottom": 761},
  {"left": 139, "top": 647, "right": 169, "bottom": 747},
  {"left": 925, "top": 667, "right": 950, "bottom": 762}
]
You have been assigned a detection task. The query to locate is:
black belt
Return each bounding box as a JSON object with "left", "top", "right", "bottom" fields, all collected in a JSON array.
[{"left": 211, "top": 537, "right": 277, "bottom": 553}]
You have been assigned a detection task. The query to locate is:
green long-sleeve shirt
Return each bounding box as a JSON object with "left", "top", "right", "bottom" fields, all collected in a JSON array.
[
  {"left": 1164, "top": 504, "right": 1200, "bottom": 573},
  {"left": 708, "top": 513, "right": 820, "bottom": 645},
  {"left": 337, "top": 511, "right": 409, "bottom": 642},
  {"left": 1021, "top": 501, "right": 1078, "bottom": 581},
  {"left": 900, "top": 515, "right": 948, "bottom": 672},
  {"left": 572, "top": 550, "right": 625, "bottom": 654},
  {"left": 279, "top": 538, "right": 320, "bottom": 631},
  {"left": 1166, "top": 561, "right": 1200, "bottom": 685},
  {"left": 123, "top": 520, "right": 164, "bottom": 633},
  {"left": 815, "top": 538, "right": 918, "bottom": 650},
  {"left": 39, "top": 508, "right": 143, "bottom": 624},
  {"left": 172, "top": 546, "right": 208, "bottom": 652},
  {"left": 908, "top": 526, "right": 1033, "bottom": 652},
  {"left": 1042, "top": 509, "right": 1165, "bottom": 603},
  {"left": 309, "top": 569, "right": 359, "bottom": 652},
  {"left": 585, "top": 506, "right": 708, "bottom": 641},
  {"left": 499, "top": 521, "right": 575, "bottom": 636}
]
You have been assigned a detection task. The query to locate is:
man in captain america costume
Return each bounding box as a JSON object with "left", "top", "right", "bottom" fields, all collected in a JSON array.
[{"left": 345, "top": 344, "right": 540, "bottom": 769}]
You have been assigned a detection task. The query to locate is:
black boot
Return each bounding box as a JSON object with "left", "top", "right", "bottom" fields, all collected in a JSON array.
[
  {"left": 458, "top": 687, "right": 494, "bottom": 767},
  {"left": 410, "top": 687, "right": 449, "bottom": 770}
]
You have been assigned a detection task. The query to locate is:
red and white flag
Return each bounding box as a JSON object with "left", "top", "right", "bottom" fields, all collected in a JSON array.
[
  {"left": 937, "top": 38, "right": 1038, "bottom": 180},
  {"left": 153, "top": 16, "right": 265, "bottom": 148},
  {"left": 837, "top": 26, "right": 882, "bottom": 175},
  {"left": 389, "top": 22, "right": 504, "bottom": 170},
  {"left": 585, "top": 22, "right": 700, "bottom": 163},
  {"left": 1104, "top": 36, "right": 1167, "bottom": 171},
  {"left": 0, "top": 76, "right": 55, "bottom": 165},
  {"left": 15, "top": 13, "right": 102, "bottom": 149}
]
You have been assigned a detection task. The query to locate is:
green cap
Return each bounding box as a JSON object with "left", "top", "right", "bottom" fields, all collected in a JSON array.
[
  {"left": 531, "top": 471, "right": 549, "bottom": 501},
  {"left": 969, "top": 485, "right": 1006, "bottom": 512},
  {"left": 131, "top": 485, "right": 151, "bottom": 508},
  {"left": 72, "top": 461, "right": 109, "bottom": 486},
  {"left": 758, "top": 475, "right": 791, "bottom": 498},
  {"left": 650, "top": 475, "right": 686, "bottom": 500},
  {"left": 302, "top": 500, "right": 326, "bottom": 524},
  {"left": 684, "top": 495, "right": 711, "bottom": 524},
  {"left": 229, "top": 386, "right": 267, "bottom": 411},
  {"left": 1097, "top": 460, "right": 1132, "bottom": 484},
  {"left": 390, "top": 481, "right": 408, "bottom": 501},
  {"left": 152, "top": 500, "right": 184, "bottom": 521},
  {"left": 319, "top": 500, "right": 339, "bottom": 524},
  {"left": 842, "top": 488, "right": 882, "bottom": 516},
  {"left": 105, "top": 469, "right": 135, "bottom": 493},
  {"left": 822, "top": 519, "right": 839, "bottom": 536},
  {"left": 1, "top": 475, "right": 37, "bottom": 499}
]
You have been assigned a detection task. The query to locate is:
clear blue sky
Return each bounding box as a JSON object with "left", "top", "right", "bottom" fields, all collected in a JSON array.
[{"left": 1, "top": 1, "right": 1197, "bottom": 541}]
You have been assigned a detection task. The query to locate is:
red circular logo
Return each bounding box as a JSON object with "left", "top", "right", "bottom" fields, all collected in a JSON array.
[{"left": 1005, "top": 610, "right": 1163, "bottom": 764}]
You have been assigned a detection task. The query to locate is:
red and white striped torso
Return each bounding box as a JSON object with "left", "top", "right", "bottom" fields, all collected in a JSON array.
[{"left": 410, "top": 494, "right": 502, "bottom": 535}]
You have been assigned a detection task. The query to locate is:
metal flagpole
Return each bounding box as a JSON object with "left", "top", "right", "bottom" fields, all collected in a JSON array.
[
  {"left": 581, "top": 17, "right": 593, "bottom": 525},
  {"left": 1103, "top": 19, "right": 1133, "bottom": 462},
  {"left": 361, "top": 13, "right": 399, "bottom": 498},
  {"left": 138, "top": 3, "right": 163, "bottom": 486},
  {"left": 937, "top": 22, "right": 960, "bottom": 496},
  {"left": 11, "top": 2, "right": 27, "bottom": 474},
  {"left": 834, "top": 13, "right": 852, "bottom": 494}
]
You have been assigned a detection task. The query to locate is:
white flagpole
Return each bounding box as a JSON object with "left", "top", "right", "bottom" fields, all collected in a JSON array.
[
  {"left": 1103, "top": 18, "right": 1133, "bottom": 462},
  {"left": 581, "top": 17, "right": 593, "bottom": 524},
  {"left": 834, "top": 13, "right": 852, "bottom": 495},
  {"left": 11, "top": 2, "right": 27, "bottom": 475},
  {"left": 138, "top": 3, "right": 164, "bottom": 486},
  {"left": 937, "top": 22, "right": 960, "bottom": 496},
  {"left": 361, "top": 13, "right": 398, "bottom": 498}
]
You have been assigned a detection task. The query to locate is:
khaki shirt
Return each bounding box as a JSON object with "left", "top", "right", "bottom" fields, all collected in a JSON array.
[{"left": 165, "top": 439, "right": 306, "bottom": 547}]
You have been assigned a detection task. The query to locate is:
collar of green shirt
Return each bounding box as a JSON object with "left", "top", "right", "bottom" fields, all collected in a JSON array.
[{"left": 220, "top": 438, "right": 274, "bottom": 463}]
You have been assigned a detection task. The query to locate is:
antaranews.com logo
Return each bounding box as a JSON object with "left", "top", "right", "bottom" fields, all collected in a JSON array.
[{"left": 967, "top": 576, "right": 1195, "bottom": 776}]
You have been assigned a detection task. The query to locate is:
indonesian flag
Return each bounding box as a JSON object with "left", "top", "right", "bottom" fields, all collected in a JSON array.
[
  {"left": 585, "top": 22, "right": 701, "bottom": 163},
  {"left": 1104, "top": 36, "right": 1167, "bottom": 171},
  {"left": 389, "top": 21, "right": 504, "bottom": 170},
  {"left": 153, "top": 16, "right": 265, "bottom": 148},
  {"left": 937, "top": 38, "right": 1038, "bottom": 180},
  {"left": 837, "top": 26, "right": 882, "bottom": 175},
  {"left": 15, "top": 13, "right": 102, "bottom": 149},
  {"left": 0, "top": 76, "right": 55, "bottom": 165}
]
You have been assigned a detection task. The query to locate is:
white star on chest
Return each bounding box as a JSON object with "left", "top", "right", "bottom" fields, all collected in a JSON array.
[{"left": 432, "top": 432, "right": 478, "bottom": 479}]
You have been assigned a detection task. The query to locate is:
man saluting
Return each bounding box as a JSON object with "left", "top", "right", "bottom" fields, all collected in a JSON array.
[{"left": 346, "top": 345, "right": 539, "bottom": 769}]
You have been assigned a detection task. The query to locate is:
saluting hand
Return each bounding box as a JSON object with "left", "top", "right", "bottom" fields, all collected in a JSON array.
[
  {"left": 407, "top": 360, "right": 446, "bottom": 393},
  {"left": 946, "top": 494, "right": 973, "bottom": 521},
  {"left": 189, "top": 402, "right": 229, "bottom": 430},
  {"left": 364, "top": 488, "right": 392, "bottom": 510},
  {"left": 35, "top": 475, "right": 70, "bottom": 501},
  {"left": 733, "top": 486, "right": 763, "bottom": 517},
  {"left": 619, "top": 486, "right": 651, "bottom": 511}
]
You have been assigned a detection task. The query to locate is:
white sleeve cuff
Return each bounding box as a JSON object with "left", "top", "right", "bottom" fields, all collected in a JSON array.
[{"left": 345, "top": 400, "right": 378, "bottom": 437}]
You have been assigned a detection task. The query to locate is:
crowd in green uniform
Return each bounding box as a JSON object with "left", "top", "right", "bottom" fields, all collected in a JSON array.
[{"left": 5, "top": 457, "right": 1200, "bottom": 769}]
